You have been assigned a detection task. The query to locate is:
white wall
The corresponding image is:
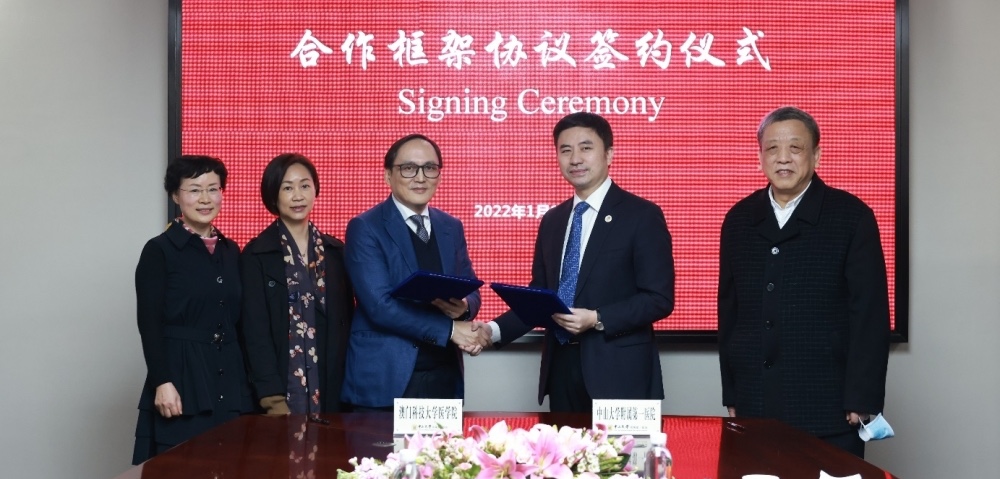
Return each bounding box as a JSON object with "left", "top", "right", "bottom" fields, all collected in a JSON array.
[
  {"left": 860, "top": 0, "right": 1000, "bottom": 475},
  {"left": 0, "top": 0, "right": 166, "bottom": 476},
  {"left": 1, "top": 0, "right": 997, "bottom": 477}
]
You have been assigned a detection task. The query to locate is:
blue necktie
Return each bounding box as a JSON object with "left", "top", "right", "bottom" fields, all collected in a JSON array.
[{"left": 555, "top": 201, "right": 589, "bottom": 344}]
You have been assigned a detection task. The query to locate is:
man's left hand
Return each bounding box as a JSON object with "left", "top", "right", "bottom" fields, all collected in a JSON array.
[{"left": 552, "top": 308, "right": 598, "bottom": 335}]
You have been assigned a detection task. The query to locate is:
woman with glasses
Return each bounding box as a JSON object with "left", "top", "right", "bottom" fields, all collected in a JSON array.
[
  {"left": 132, "top": 155, "right": 252, "bottom": 464},
  {"left": 240, "top": 153, "right": 353, "bottom": 416}
]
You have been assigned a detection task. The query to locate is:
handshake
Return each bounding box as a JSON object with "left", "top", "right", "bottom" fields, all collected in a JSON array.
[
  {"left": 432, "top": 297, "right": 493, "bottom": 356},
  {"left": 450, "top": 321, "right": 493, "bottom": 356}
]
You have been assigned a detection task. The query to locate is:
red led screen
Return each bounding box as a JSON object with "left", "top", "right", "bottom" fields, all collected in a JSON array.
[{"left": 178, "top": 0, "right": 899, "bottom": 333}]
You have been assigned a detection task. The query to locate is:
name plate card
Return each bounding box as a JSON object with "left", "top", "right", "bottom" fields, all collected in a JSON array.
[
  {"left": 592, "top": 399, "right": 661, "bottom": 436},
  {"left": 393, "top": 398, "right": 463, "bottom": 436}
]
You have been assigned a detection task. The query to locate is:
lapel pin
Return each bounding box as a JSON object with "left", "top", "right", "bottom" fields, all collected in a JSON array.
[{"left": 604, "top": 215, "right": 612, "bottom": 223}]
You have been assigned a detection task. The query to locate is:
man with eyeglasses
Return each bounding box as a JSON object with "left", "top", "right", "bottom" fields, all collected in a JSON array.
[
  {"left": 482, "top": 112, "right": 675, "bottom": 412},
  {"left": 341, "top": 134, "right": 485, "bottom": 411}
]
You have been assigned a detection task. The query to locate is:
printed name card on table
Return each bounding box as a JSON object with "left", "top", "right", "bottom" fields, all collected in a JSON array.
[
  {"left": 393, "top": 398, "right": 464, "bottom": 436},
  {"left": 592, "top": 399, "right": 661, "bottom": 436}
]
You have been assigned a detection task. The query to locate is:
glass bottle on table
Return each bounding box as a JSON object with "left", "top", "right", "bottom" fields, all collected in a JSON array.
[{"left": 644, "top": 431, "right": 673, "bottom": 479}]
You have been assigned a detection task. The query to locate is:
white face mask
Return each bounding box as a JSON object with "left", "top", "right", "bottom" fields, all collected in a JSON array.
[{"left": 857, "top": 413, "right": 895, "bottom": 442}]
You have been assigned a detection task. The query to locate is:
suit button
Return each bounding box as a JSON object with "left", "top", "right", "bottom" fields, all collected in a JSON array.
[
  {"left": 764, "top": 360, "right": 774, "bottom": 369},
  {"left": 764, "top": 320, "right": 773, "bottom": 330},
  {"left": 268, "top": 280, "right": 276, "bottom": 287},
  {"left": 766, "top": 283, "right": 775, "bottom": 292},
  {"left": 216, "top": 276, "right": 223, "bottom": 284},
  {"left": 219, "top": 300, "right": 224, "bottom": 306},
  {"left": 218, "top": 395, "right": 224, "bottom": 401},
  {"left": 218, "top": 369, "right": 224, "bottom": 375},
  {"left": 771, "top": 247, "right": 779, "bottom": 255}
]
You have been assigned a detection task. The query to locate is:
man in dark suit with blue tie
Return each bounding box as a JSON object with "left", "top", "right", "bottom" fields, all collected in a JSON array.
[
  {"left": 484, "top": 112, "right": 675, "bottom": 412},
  {"left": 341, "top": 134, "right": 484, "bottom": 410},
  {"left": 718, "top": 106, "right": 890, "bottom": 457}
]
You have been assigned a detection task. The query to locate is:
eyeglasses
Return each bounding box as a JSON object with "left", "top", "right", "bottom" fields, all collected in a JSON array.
[
  {"left": 393, "top": 163, "right": 441, "bottom": 179},
  {"left": 178, "top": 186, "right": 222, "bottom": 198}
]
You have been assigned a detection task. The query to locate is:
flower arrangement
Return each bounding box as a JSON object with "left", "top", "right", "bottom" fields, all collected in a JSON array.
[{"left": 337, "top": 420, "right": 638, "bottom": 479}]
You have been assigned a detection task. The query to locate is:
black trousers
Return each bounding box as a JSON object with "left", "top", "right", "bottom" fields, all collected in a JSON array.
[
  {"left": 546, "top": 342, "right": 593, "bottom": 413},
  {"left": 403, "top": 364, "right": 461, "bottom": 399},
  {"left": 348, "top": 363, "right": 461, "bottom": 412}
]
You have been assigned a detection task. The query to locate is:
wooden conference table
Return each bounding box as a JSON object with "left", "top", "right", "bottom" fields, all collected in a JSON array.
[{"left": 115, "top": 412, "right": 897, "bottom": 479}]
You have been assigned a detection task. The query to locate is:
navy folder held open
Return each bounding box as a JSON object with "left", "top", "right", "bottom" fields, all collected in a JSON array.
[
  {"left": 489, "top": 283, "right": 572, "bottom": 334},
  {"left": 389, "top": 270, "right": 484, "bottom": 303}
]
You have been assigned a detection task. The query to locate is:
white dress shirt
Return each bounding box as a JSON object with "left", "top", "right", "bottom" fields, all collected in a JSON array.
[{"left": 768, "top": 180, "right": 811, "bottom": 229}]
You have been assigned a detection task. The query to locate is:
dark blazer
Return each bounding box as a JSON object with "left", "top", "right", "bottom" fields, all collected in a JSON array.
[
  {"left": 495, "top": 182, "right": 675, "bottom": 404},
  {"left": 133, "top": 222, "right": 252, "bottom": 464},
  {"left": 340, "top": 197, "right": 481, "bottom": 408},
  {"left": 239, "top": 221, "right": 354, "bottom": 412},
  {"left": 718, "top": 175, "right": 890, "bottom": 437}
]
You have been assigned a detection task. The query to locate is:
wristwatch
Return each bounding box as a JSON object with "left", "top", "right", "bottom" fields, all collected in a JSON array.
[{"left": 594, "top": 309, "right": 605, "bottom": 331}]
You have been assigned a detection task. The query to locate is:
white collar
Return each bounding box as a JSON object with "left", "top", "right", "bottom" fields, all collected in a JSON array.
[
  {"left": 573, "top": 176, "right": 613, "bottom": 211},
  {"left": 391, "top": 195, "right": 427, "bottom": 221},
  {"left": 768, "top": 180, "right": 812, "bottom": 211}
]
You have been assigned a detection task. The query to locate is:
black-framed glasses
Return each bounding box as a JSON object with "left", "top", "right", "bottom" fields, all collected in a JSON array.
[{"left": 393, "top": 163, "right": 441, "bottom": 178}]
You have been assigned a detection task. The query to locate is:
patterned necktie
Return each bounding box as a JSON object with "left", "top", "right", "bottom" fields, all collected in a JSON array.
[
  {"left": 554, "top": 201, "right": 589, "bottom": 344},
  {"left": 409, "top": 215, "right": 430, "bottom": 243}
]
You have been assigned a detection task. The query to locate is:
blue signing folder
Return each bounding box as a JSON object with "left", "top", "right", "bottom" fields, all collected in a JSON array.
[
  {"left": 389, "top": 270, "right": 484, "bottom": 303},
  {"left": 489, "top": 283, "right": 572, "bottom": 339}
]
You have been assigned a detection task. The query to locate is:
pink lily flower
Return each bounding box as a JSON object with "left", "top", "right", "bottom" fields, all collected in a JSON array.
[
  {"left": 475, "top": 447, "right": 530, "bottom": 479},
  {"left": 476, "top": 420, "right": 515, "bottom": 455},
  {"left": 467, "top": 424, "right": 489, "bottom": 444},
  {"left": 523, "top": 425, "right": 572, "bottom": 479}
]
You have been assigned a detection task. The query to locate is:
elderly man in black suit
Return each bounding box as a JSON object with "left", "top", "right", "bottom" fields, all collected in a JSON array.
[
  {"left": 483, "top": 112, "right": 675, "bottom": 413},
  {"left": 718, "top": 106, "right": 890, "bottom": 457}
]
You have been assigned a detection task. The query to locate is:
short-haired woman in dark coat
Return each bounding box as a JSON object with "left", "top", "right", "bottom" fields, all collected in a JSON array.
[
  {"left": 132, "top": 155, "right": 252, "bottom": 464},
  {"left": 240, "top": 153, "right": 353, "bottom": 415}
]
